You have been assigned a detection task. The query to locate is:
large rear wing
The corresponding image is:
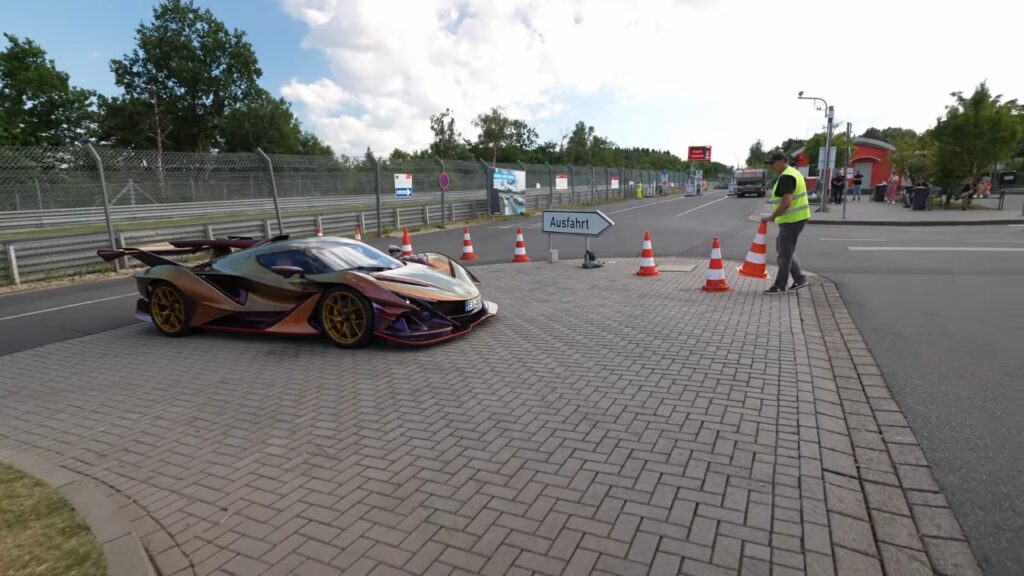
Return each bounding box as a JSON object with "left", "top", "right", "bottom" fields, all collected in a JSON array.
[{"left": 97, "top": 235, "right": 289, "bottom": 267}]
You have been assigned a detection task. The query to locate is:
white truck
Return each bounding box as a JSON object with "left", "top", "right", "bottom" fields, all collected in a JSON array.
[{"left": 733, "top": 168, "right": 767, "bottom": 198}]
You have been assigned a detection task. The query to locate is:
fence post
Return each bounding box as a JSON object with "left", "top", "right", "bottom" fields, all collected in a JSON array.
[
  {"left": 264, "top": 219, "right": 273, "bottom": 238},
  {"left": 424, "top": 205, "right": 430, "bottom": 226},
  {"left": 86, "top": 144, "right": 119, "bottom": 270},
  {"left": 359, "top": 212, "right": 367, "bottom": 236},
  {"left": 395, "top": 207, "right": 401, "bottom": 230},
  {"left": 373, "top": 155, "right": 383, "bottom": 237},
  {"left": 255, "top": 148, "right": 285, "bottom": 235},
  {"left": 478, "top": 158, "right": 492, "bottom": 215},
  {"left": 588, "top": 165, "right": 595, "bottom": 204},
  {"left": 435, "top": 156, "right": 446, "bottom": 227},
  {"left": 543, "top": 163, "right": 553, "bottom": 209},
  {"left": 7, "top": 244, "right": 20, "bottom": 287},
  {"left": 568, "top": 164, "right": 576, "bottom": 206},
  {"left": 117, "top": 232, "right": 129, "bottom": 270},
  {"left": 205, "top": 224, "right": 215, "bottom": 240}
]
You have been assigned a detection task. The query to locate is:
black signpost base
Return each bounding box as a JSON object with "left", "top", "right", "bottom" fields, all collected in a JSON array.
[{"left": 581, "top": 238, "right": 602, "bottom": 269}]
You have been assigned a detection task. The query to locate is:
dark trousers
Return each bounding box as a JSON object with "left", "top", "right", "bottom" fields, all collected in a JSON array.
[{"left": 775, "top": 220, "right": 806, "bottom": 289}]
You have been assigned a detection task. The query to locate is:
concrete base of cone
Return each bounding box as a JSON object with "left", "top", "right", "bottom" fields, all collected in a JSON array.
[{"left": 737, "top": 266, "right": 770, "bottom": 280}]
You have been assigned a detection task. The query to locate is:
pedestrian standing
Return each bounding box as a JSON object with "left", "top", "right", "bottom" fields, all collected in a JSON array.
[
  {"left": 886, "top": 172, "right": 899, "bottom": 204},
  {"left": 852, "top": 170, "right": 863, "bottom": 201},
  {"left": 831, "top": 170, "right": 846, "bottom": 204},
  {"left": 762, "top": 152, "right": 811, "bottom": 294}
]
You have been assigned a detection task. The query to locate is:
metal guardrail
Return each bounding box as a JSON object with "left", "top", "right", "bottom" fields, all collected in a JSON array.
[{"left": 1, "top": 186, "right": 629, "bottom": 287}]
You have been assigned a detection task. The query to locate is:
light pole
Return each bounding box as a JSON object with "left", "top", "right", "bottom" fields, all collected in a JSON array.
[{"left": 797, "top": 91, "right": 834, "bottom": 213}]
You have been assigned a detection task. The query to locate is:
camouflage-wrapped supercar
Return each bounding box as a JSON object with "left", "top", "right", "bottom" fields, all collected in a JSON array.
[{"left": 97, "top": 235, "right": 497, "bottom": 347}]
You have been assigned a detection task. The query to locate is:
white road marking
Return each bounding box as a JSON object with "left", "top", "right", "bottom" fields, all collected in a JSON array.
[
  {"left": 606, "top": 194, "right": 695, "bottom": 215},
  {"left": 0, "top": 293, "right": 137, "bottom": 322},
  {"left": 848, "top": 247, "right": 1024, "bottom": 252},
  {"left": 1008, "top": 224, "right": 1024, "bottom": 227},
  {"left": 820, "top": 238, "right": 888, "bottom": 241},
  {"left": 673, "top": 196, "right": 729, "bottom": 218}
]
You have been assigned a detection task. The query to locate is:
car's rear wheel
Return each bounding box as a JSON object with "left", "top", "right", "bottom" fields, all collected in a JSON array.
[
  {"left": 149, "top": 282, "right": 192, "bottom": 337},
  {"left": 319, "top": 286, "right": 374, "bottom": 348}
]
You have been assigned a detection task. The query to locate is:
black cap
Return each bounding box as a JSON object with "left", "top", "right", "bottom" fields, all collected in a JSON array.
[{"left": 764, "top": 152, "right": 787, "bottom": 164}]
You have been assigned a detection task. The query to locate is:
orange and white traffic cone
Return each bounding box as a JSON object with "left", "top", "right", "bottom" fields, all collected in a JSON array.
[
  {"left": 354, "top": 227, "right": 362, "bottom": 242},
  {"left": 401, "top": 228, "right": 413, "bottom": 256},
  {"left": 636, "top": 230, "right": 659, "bottom": 276},
  {"left": 315, "top": 225, "right": 323, "bottom": 237},
  {"left": 512, "top": 227, "right": 530, "bottom": 262},
  {"left": 737, "top": 220, "right": 771, "bottom": 280},
  {"left": 701, "top": 237, "right": 732, "bottom": 292},
  {"left": 461, "top": 227, "right": 477, "bottom": 260}
]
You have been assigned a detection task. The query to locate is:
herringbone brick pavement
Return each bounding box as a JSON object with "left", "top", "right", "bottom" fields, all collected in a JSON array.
[{"left": 0, "top": 258, "right": 977, "bottom": 575}]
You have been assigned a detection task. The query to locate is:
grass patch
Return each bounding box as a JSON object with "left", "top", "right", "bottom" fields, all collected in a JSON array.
[{"left": 0, "top": 463, "right": 106, "bottom": 576}]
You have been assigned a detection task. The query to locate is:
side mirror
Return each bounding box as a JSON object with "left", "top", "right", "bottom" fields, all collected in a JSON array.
[
  {"left": 270, "top": 265, "right": 305, "bottom": 279},
  {"left": 387, "top": 245, "right": 402, "bottom": 256}
]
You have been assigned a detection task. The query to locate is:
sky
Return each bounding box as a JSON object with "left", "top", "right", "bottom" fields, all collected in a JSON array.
[{"left": 2, "top": 0, "right": 1022, "bottom": 166}]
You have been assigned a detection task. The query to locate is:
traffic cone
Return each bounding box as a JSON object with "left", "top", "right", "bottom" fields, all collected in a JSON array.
[
  {"left": 701, "top": 237, "right": 732, "bottom": 292},
  {"left": 636, "top": 230, "right": 659, "bottom": 276},
  {"left": 401, "top": 228, "right": 413, "bottom": 256},
  {"left": 315, "top": 225, "right": 323, "bottom": 237},
  {"left": 737, "top": 221, "right": 771, "bottom": 280},
  {"left": 512, "top": 227, "right": 530, "bottom": 262},
  {"left": 354, "top": 227, "right": 362, "bottom": 242},
  {"left": 461, "top": 227, "right": 477, "bottom": 260}
]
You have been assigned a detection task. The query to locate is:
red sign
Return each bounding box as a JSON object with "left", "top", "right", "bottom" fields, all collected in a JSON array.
[{"left": 688, "top": 146, "right": 712, "bottom": 162}]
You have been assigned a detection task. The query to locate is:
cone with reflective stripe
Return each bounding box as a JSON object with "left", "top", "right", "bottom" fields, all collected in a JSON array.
[
  {"left": 354, "top": 227, "right": 362, "bottom": 242},
  {"left": 315, "top": 225, "right": 323, "bottom": 237},
  {"left": 636, "top": 230, "right": 659, "bottom": 276},
  {"left": 512, "top": 227, "right": 530, "bottom": 262},
  {"left": 737, "top": 220, "right": 771, "bottom": 279},
  {"left": 401, "top": 228, "right": 413, "bottom": 256},
  {"left": 701, "top": 237, "right": 732, "bottom": 292},
  {"left": 461, "top": 227, "right": 477, "bottom": 260}
]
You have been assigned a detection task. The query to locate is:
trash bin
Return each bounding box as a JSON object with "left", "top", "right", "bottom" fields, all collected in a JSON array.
[
  {"left": 873, "top": 184, "right": 887, "bottom": 202},
  {"left": 911, "top": 186, "right": 929, "bottom": 210}
]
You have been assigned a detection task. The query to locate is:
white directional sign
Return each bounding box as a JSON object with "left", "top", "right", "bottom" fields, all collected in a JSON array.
[{"left": 542, "top": 210, "right": 614, "bottom": 237}]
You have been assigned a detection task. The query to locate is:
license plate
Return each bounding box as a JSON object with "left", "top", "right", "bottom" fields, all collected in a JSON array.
[{"left": 465, "top": 296, "right": 482, "bottom": 312}]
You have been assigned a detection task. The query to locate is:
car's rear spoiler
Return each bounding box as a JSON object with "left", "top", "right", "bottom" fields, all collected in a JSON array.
[{"left": 97, "top": 235, "right": 290, "bottom": 267}]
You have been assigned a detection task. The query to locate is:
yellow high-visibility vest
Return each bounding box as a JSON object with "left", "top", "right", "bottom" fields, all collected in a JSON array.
[{"left": 771, "top": 165, "right": 811, "bottom": 223}]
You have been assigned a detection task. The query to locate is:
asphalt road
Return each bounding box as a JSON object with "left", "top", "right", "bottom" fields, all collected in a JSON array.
[{"left": 2, "top": 191, "right": 1022, "bottom": 574}]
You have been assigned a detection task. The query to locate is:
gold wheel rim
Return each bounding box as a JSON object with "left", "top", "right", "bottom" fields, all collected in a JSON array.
[
  {"left": 322, "top": 292, "right": 367, "bottom": 345},
  {"left": 151, "top": 286, "right": 186, "bottom": 333}
]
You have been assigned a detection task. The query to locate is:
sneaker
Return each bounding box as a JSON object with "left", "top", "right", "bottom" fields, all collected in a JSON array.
[
  {"left": 764, "top": 286, "right": 787, "bottom": 295},
  {"left": 789, "top": 278, "right": 809, "bottom": 291}
]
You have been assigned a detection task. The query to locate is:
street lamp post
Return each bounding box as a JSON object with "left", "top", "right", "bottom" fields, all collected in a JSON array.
[{"left": 797, "top": 91, "right": 834, "bottom": 213}]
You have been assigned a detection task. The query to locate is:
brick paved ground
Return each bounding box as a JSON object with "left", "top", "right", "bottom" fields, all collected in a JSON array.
[{"left": 0, "top": 258, "right": 981, "bottom": 575}]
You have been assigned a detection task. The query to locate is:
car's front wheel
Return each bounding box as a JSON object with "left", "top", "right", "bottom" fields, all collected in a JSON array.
[
  {"left": 149, "top": 282, "right": 192, "bottom": 337},
  {"left": 318, "top": 286, "right": 374, "bottom": 348}
]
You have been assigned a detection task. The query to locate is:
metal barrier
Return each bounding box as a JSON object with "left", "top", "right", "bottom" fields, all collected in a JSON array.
[{"left": 2, "top": 185, "right": 636, "bottom": 287}]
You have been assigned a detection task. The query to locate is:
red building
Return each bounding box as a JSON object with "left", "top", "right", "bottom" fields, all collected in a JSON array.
[{"left": 792, "top": 137, "right": 898, "bottom": 189}]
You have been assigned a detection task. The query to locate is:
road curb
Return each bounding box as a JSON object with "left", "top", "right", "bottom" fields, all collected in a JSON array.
[
  {"left": 0, "top": 448, "right": 157, "bottom": 576},
  {"left": 807, "top": 218, "right": 1023, "bottom": 226},
  {"left": 798, "top": 279, "right": 984, "bottom": 576}
]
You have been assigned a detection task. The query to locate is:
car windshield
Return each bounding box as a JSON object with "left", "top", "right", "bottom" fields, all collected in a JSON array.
[{"left": 312, "top": 243, "right": 402, "bottom": 272}]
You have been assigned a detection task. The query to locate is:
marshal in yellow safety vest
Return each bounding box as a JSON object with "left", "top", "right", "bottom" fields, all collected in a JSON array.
[{"left": 770, "top": 165, "right": 811, "bottom": 223}]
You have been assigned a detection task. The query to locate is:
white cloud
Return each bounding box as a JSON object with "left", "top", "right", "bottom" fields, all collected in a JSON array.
[{"left": 279, "top": 0, "right": 1024, "bottom": 164}]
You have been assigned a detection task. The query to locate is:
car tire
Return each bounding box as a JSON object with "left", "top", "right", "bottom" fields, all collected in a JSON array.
[
  {"left": 318, "top": 286, "right": 375, "bottom": 348},
  {"left": 148, "top": 281, "right": 193, "bottom": 337}
]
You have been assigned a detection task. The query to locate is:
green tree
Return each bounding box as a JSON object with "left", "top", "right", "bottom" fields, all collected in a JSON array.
[
  {"left": 220, "top": 88, "right": 332, "bottom": 155},
  {"left": 470, "top": 106, "right": 537, "bottom": 163},
  {"left": 108, "top": 0, "right": 262, "bottom": 152},
  {"left": 890, "top": 132, "right": 934, "bottom": 184},
  {"left": 778, "top": 138, "right": 806, "bottom": 158},
  {"left": 428, "top": 108, "right": 471, "bottom": 159},
  {"left": 0, "top": 34, "right": 96, "bottom": 146},
  {"left": 745, "top": 139, "right": 768, "bottom": 167},
  {"left": 804, "top": 130, "right": 855, "bottom": 176},
  {"left": 860, "top": 126, "right": 917, "bottom": 143},
  {"left": 931, "top": 82, "right": 1022, "bottom": 188}
]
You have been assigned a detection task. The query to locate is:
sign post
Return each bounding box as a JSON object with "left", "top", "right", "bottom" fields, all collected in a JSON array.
[
  {"left": 542, "top": 209, "right": 615, "bottom": 268},
  {"left": 438, "top": 171, "right": 449, "bottom": 225}
]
